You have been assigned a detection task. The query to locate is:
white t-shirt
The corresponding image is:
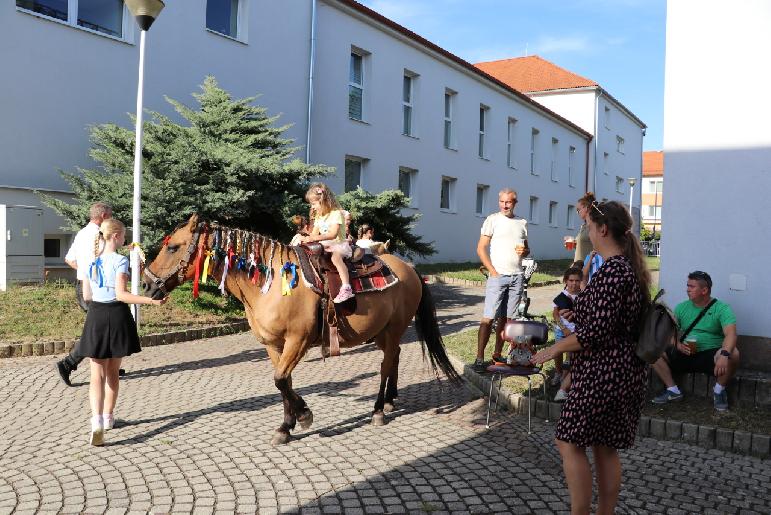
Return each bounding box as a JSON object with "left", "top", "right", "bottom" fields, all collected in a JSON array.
[
  {"left": 480, "top": 213, "right": 528, "bottom": 275},
  {"left": 64, "top": 222, "right": 101, "bottom": 280}
]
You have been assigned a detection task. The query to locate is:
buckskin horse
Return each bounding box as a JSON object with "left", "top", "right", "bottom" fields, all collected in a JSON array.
[{"left": 143, "top": 214, "right": 462, "bottom": 445}]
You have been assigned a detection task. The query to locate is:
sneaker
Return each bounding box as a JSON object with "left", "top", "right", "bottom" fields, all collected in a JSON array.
[
  {"left": 652, "top": 390, "right": 684, "bottom": 404},
  {"left": 472, "top": 359, "right": 488, "bottom": 374},
  {"left": 713, "top": 390, "right": 728, "bottom": 412},
  {"left": 56, "top": 360, "right": 73, "bottom": 387},
  {"left": 491, "top": 354, "right": 507, "bottom": 365},
  {"left": 554, "top": 389, "right": 567, "bottom": 402},
  {"left": 89, "top": 428, "right": 104, "bottom": 446},
  {"left": 102, "top": 414, "right": 114, "bottom": 431},
  {"left": 333, "top": 285, "right": 354, "bottom": 304}
]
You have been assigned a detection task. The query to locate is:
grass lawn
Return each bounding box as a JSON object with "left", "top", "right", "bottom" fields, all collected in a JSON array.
[
  {"left": 416, "top": 259, "right": 574, "bottom": 284},
  {"left": 0, "top": 280, "right": 245, "bottom": 343}
]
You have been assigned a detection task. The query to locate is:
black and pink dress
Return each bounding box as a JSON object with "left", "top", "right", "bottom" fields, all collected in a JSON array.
[{"left": 555, "top": 255, "right": 648, "bottom": 449}]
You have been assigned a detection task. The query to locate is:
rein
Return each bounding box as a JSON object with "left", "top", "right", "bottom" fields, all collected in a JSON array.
[{"left": 143, "top": 222, "right": 208, "bottom": 297}]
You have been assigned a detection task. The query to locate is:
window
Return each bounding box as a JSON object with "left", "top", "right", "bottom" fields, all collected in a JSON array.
[
  {"left": 616, "top": 135, "right": 625, "bottom": 154},
  {"left": 616, "top": 176, "right": 624, "bottom": 193},
  {"left": 17, "top": 0, "right": 125, "bottom": 38},
  {"left": 206, "top": 0, "right": 241, "bottom": 39},
  {"left": 349, "top": 51, "right": 365, "bottom": 121},
  {"left": 550, "top": 138, "right": 559, "bottom": 181},
  {"left": 443, "top": 90, "right": 456, "bottom": 149},
  {"left": 344, "top": 157, "right": 364, "bottom": 192},
  {"left": 402, "top": 73, "right": 414, "bottom": 136},
  {"left": 568, "top": 146, "right": 576, "bottom": 187},
  {"left": 645, "top": 206, "right": 662, "bottom": 219},
  {"left": 647, "top": 179, "right": 663, "bottom": 193},
  {"left": 530, "top": 128, "right": 539, "bottom": 175},
  {"left": 44, "top": 238, "right": 61, "bottom": 258},
  {"left": 603, "top": 152, "right": 609, "bottom": 175},
  {"left": 398, "top": 167, "right": 418, "bottom": 207},
  {"left": 528, "top": 196, "right": 539, "bottom": 223},
  {"left": 440, "top": 176, "right": 457, "bottom": 211},
  {"left": 566, "top": 204, "right": 576, "bottom": 229},
  {"left": 604, "top": 106, "right": 611, "bottom": 129},
  {"left": 548, "top": 201, "right": 558, "bottom": 227},
  {"left": 507, "top": 118, "right": 517, "bottom": 168},
  {"left": 475, "top": 184, "right": 489, "bottom": 215},
  {"left": 478, "top": 105, "right": 489, "bottom": 159}
]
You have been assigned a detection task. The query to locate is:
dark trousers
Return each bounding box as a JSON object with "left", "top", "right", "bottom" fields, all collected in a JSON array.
[{"left": 62, "top": 344, "right": 85, "bottom": 371}]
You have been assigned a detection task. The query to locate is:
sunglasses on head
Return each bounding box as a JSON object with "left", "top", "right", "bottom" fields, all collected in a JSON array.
[
  {"left": 590, "top": 200, "right": 605, "bottom": 216},
  {"left": 690, "top": 270, "right": 713, "bottom": 288}
]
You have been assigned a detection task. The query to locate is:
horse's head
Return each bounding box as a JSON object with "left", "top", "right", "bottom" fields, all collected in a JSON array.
[{"left": 143, "top": 214, "right": 208, "bottom": 300}]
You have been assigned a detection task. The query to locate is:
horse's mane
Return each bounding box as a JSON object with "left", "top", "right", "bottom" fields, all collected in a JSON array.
[{"left": 204, "top": 221, "right": 296, "bottom": 271}]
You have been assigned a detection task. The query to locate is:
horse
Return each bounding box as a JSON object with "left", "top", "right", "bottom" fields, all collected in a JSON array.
[{"left": 143, "top": 214, "right": 462, "bottom": 445}]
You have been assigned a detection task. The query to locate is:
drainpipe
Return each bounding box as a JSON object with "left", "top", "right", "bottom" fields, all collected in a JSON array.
[
  {"left": 584, "top": 137, "right": 591, "bottom": 193},
  {"left": 305, "top": 0, "right": 318, "bottom": 164},
  {"left": 593, "top": 88, "right": 604, "bottom": 194}
]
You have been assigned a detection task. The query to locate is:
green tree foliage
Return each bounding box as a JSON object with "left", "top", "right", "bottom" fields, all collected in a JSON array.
[
  {"left": 640, "top": 226, "right": 661, "bottom": 241},
  {"left": 41, "top": 76, "right": 332, "bottom": 256},
  {"left": 339, "top": 187, "right": 435, "bottom": 258}
]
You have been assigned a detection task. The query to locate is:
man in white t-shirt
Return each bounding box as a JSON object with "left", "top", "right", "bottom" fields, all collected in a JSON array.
[
  {"left": 57, "top": 202, "right": 112, "bottom": 386},
  {"left": 473, "top": 188, "right": 529, "bottom": 372}
]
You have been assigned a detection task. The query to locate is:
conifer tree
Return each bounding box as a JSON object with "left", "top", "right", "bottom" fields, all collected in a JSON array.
[
  {"left": 339, "top": 188, "right": 435, "bottom": 258},
  {"left": 42, "top": 77, "right": 332, "bottom": 255}
]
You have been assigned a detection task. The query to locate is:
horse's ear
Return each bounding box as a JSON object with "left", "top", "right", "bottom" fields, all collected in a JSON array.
[{"left": 187, "top": 213, "right": 199, "bottom": 231}]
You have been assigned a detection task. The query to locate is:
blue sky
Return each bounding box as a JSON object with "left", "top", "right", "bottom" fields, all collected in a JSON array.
[{"left": 359, "top": 0, "right": 666, "bottom": 151}]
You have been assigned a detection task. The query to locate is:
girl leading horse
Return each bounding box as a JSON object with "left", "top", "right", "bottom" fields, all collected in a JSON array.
[{"left": 143, "top": 214, "right": 461, "bottom": 445}]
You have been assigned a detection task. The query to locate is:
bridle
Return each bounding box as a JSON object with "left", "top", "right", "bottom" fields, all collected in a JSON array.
[{"left": 144, "top": 222, "right": 208, "bottom": 296}]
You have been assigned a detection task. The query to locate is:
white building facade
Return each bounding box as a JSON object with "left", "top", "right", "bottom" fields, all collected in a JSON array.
[
  {"left": 662, "top": 0, "right": 771, "bottom": 356},
  {"left": 1, "top": 0, "right": 599, "bottom": 273}
]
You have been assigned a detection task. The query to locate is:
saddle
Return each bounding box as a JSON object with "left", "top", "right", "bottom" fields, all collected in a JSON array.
[{"left": 294, "top": 242, "right": 398, "bottom": 358}]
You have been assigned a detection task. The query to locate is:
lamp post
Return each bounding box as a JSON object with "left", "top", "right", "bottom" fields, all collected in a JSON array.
[
  {"left": 125, "top": 0, "right": 165, "bottom": 326},
  {"left": 627, "top": 177, "right": 637, "bottom": 217}
]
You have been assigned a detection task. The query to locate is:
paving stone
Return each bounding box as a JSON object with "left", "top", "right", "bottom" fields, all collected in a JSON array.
[
  {"left": 716, "top": 428, "right": 734, "bottom": 451},
  {"left": 733, "top": 431, "right": 752, "bottom": 455}
]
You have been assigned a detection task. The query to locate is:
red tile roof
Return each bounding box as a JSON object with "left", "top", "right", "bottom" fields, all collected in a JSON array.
[
  {"left": 643, "top": 151, "right": 664, "bottom": 177},
  {"left": 474, "top": 56, "right": 598, "bottom": 93}
]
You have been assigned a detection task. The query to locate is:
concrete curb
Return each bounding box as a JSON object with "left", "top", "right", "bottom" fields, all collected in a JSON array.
[
  {"left": 424, "top": 274, "right": 561, "bottom": 289},
  {"left": 0, "top": 319, "right": 251, "bottom": 359},
  {"left": 452, "top": 353, "right": 770, "bottom": 458}
]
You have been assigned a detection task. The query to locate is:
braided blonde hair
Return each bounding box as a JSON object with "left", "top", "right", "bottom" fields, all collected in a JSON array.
[{"left": 93, "top": 219, "right": 125, "bottom": 260}]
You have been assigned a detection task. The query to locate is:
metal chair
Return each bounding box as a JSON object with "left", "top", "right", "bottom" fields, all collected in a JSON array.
[{"left": 485, "top": 319, "right": 550, "bottom": 433}]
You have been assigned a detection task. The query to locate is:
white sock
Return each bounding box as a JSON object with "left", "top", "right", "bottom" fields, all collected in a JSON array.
[
  {"left": 102, "top": 413, "right": 114, "bottom": 425},
  {"left": 91, "top": 415, "right": 103, "bottom": 431},
  {"left": 667, "top": 386, "right": 681, "bottom": 395},
  {"left": 714, "top": 383, "right": 725, "bottom": 394}
]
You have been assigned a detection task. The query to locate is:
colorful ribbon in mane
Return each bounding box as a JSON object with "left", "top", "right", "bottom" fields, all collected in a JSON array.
[
  {"left": 201, "top": 250, "right": 215, "bottom": 284},
  {"left": 281, "top": 262, "right": 298, "bottom": 296}
]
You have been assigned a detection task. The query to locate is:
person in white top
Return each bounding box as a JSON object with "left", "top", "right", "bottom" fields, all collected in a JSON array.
[
  {"left": 473, "top": 188, "right": 529, "bottom": 372},
  {"left": 57, "top": 202, "right": 112, "bottom": 387},
  {"left": 355, "top": 224, "right": 375, "bottom": 253}
]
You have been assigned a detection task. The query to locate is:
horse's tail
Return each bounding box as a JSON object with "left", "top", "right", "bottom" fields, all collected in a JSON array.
[{"left": 413, "top": 272, "right": 464, "bottom": 386}]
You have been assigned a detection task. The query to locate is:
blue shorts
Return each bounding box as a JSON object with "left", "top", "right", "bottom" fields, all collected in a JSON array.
[{"left": 483, "top": 274, "right": 524, "bottom": 320}]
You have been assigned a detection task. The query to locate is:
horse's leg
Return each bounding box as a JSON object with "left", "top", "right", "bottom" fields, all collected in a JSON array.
[
  {"left": 271, "top": 339, "right": 313, "bottom": 445},
  {"left": 373, "top": 331, "right": 400, "bottom": 426},
  {"left": 265, "top": 346, "right": 298, "bottom": 446},
  {"left": 383, "top": 345, "right": 401, "bottom": 413}
]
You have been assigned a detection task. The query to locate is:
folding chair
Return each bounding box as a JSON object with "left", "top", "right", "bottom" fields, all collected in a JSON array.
[{"left": 485, "top": 319, "right": 550, "bottom": 433}]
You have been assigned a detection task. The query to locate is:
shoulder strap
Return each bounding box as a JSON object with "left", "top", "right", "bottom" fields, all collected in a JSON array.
[{"left": 679, "top": 298, "right": 718, "bottom": 342}]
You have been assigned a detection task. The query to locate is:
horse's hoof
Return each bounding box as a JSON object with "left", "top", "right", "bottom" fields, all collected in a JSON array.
[
  {"left": 298, "top": 410, "right": 314, "bottom": 430},
  {"left": 372, "top": 412, "right": 386, "bottom": 426},
  {"left": 383, "top": 402, "right": 395, "bottom": 413},
  {"left": 271, "top": 431, "right": 291, "bottom": 446}
]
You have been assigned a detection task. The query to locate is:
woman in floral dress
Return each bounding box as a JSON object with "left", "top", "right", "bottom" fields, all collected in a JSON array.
[{"left": 533, "top": 200, "right": 651, "bottom": 514}]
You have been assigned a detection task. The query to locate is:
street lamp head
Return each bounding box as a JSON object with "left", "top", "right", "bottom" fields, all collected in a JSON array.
[
  {"left": 125, "top": 0, "right": 165, "bottom": 31},
  {"left": 627, "top": 177, "right": 637, "bottom": 188}
]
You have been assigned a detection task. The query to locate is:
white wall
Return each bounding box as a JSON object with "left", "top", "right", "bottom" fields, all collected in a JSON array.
[
  {"left": 662, "top": 0, "right": 771, "bottom": 337},
  {"left": 313, "top": 1, "right": 589, "bottom": 261}
]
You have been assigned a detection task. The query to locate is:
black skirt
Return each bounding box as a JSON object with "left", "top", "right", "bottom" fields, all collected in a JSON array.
[{"left": 78, "top": 301, "right": 141, "bottom": 359}]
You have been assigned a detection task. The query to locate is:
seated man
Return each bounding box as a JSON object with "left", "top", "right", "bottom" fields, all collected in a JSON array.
[{"left": 651, "top": 271, "right": 740, "bottom": 411}]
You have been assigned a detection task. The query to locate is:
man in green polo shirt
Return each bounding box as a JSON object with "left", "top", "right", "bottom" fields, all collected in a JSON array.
[{"left": 651, "top": 271, "right": 740, "bottom": 411}]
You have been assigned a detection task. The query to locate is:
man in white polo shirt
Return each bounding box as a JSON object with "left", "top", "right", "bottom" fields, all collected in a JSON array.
[
  {"left": 473, "top": 188, "right": 529, "bottom": 372},
  {"left": 56, "top": 202, "right": 112, "bottom": 386}
]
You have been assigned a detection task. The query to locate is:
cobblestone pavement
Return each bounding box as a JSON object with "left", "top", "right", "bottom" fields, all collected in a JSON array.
[{"left": 1, "top": 284, "right": 768, "bottom": 514}]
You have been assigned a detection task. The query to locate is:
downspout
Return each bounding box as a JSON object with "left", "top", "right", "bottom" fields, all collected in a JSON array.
[
  {"left": 305, "top": 0, "right": 318, "bottom": 164},
  {"left": 593, "top": 88, "right": 604, "bottom": 194},
  {"left": 584, "top": 136, "right": 591, "bottom": 193}
]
